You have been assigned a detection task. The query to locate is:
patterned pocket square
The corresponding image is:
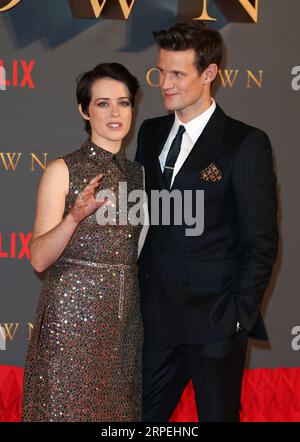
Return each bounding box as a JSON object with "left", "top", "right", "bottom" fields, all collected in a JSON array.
[{"left": 200, "top": 162, "right": 222, "bottom": 182}]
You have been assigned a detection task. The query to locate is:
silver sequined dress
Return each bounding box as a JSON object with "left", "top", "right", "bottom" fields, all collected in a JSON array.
[{"left": 22, "top": 140, "right": 144, "bottom": 422}]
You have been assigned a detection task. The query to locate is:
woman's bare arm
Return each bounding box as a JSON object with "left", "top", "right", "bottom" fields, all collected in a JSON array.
[{"left": 30, "top": 159, "right": 104, "bottom": 272}]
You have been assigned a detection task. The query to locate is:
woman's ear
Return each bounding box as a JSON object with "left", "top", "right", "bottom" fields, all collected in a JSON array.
[{"left": 78, "top": 103, "right": 90, "bottom": 121}]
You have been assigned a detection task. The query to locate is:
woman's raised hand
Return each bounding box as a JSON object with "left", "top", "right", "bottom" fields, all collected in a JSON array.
[{"left": 69, "top": 173, "right": 109, "bottom": 224}]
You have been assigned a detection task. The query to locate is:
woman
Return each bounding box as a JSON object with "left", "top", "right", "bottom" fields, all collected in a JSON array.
[{"left": 22, "top": 63, "right": 144, "bottom": 422}]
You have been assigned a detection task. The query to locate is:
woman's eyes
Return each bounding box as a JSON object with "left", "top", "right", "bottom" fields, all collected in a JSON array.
[
  {"left": 119, "top": 100, "right": 131, "bottom": 107},
  {"left": 97, "top": 101, "right": 109, "bottom": 107},
  {"left": 97, "top": 101, "right": 131, "bottom": 107}
]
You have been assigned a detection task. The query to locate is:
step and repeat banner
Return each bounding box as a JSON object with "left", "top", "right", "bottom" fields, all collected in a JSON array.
[{"left": 0, "top": 0, "right": 299, "bottom": 420}]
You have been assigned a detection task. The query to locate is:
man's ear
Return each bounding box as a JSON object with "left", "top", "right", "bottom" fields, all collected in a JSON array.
[
  {"left": 203, "top": 63, "right": 218, "bottom": 84},
  {"left": 78, "top": 103, "right": 90, "bottom": 121}
]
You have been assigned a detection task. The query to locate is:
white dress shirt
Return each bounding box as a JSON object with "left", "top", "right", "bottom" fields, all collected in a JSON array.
[{"left": 159, "top": 99, "right": 216, "bottom": 188}]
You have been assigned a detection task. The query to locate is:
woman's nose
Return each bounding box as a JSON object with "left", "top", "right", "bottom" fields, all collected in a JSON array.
[{"left": 110, "top": 104, "right": 120, "bottom": 117}]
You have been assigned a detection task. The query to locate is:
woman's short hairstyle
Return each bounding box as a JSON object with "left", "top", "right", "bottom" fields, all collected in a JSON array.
[{"left": 76, "top": 63, "right": 139, "bottom": 135}]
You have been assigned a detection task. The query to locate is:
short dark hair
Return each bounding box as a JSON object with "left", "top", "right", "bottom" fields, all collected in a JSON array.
[
  {"left": 153, "top": 21, "right": 223, "bottom": 74},
  {"left": 76, "top": 63, "right": 139, "bottom": 135}
]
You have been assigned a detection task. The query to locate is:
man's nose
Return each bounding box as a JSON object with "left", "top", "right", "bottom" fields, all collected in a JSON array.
[{"left": 160, "top": 74, "right": 173, "bottom": 90}]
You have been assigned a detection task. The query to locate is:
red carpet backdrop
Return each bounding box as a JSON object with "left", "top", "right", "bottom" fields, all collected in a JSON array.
[{"left": 0, "top": 0, "right": 300, "bottom": 422}]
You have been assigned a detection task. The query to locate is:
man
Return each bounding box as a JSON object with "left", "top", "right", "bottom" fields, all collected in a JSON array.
[{"left": 135, "top": 22, "right": 278, "bottom": 422}]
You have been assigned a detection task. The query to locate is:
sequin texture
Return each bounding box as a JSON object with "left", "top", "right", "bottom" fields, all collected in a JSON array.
[{"left": 22, "top": 140, "right": 144, "bottom": 421}]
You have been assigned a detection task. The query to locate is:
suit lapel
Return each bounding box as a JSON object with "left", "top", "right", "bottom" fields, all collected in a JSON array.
[{"left": 172, "top": 105, "right": 227, "bottom": 189}]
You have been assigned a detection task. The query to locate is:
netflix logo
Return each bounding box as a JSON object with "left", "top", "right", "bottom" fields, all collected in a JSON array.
[
  {"left": 0, "top": 60, "right": 36, "bottom": 89},
  {"left": 0, "top": 232, "right": 32, "bottom": 259}
]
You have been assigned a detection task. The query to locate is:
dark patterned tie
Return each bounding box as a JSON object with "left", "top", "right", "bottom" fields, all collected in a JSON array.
[{"left": 163, "top": 125, "right": 186, "bottom": 189}]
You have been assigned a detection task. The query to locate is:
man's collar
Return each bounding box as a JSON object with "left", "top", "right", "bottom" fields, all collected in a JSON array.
[{"left": 174, "top": 98, "right": 216, "bottom": 143}]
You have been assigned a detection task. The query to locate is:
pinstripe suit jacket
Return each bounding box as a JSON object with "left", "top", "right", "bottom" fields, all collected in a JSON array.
[{"left": 135, "top": 105, "right": 278, "bottom": 345}]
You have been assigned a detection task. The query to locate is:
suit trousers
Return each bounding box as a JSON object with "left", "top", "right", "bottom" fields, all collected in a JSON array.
[{"left": 142, "top": 329, "right": 248, "bottom": 422}]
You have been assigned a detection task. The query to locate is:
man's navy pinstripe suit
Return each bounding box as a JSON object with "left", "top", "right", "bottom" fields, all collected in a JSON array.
[{"left": 135, "top": 104, "right": 278, "bottom": 421}]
